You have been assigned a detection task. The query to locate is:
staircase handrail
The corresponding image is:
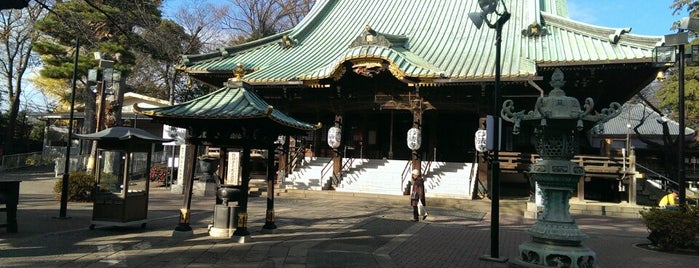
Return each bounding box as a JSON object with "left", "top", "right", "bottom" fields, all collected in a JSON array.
[
  {"left": 320, "top": 157, "right": 335, "bottom": 184},
  {"left": 636, "top": 163, "right": 679, "bottom": 187},
  {"left": 636, "top": 163, "right": 699, "bottom": 200},
  {"left": 289, "top": 146, "right": 306, "bottom": 172},
  {"left": 401, "top": 160, "right": 412, "bottom": 193},
  {"left": 422, "top": 160, "right": 432, "bottom": 177},
  {"left": 341, "top": 157, "right": 354, "bottom": 172}
]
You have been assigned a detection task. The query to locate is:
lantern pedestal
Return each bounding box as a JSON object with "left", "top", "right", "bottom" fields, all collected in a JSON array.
[{"left": 502, "top": 69, "right": 621, "bottom": 268}]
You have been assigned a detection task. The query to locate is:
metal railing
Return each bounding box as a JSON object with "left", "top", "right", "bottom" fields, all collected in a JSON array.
[
  {"left": 400, "top": 160, "right": 412, "bottom": 194},
  {"left": 400, "top": 160, "right": 432, "bottom": 195},
  {"left": 288, "top": 146, "right": 307, "bottom": 173},
  {"left": 1, "top": 151, "right": 59, "bottom": 171},
  {"left": 320, "top": 157, "right": 335, "bottom": 188},
  {"left": 636, "top": 163, "right": 699, "bottom": 203}
]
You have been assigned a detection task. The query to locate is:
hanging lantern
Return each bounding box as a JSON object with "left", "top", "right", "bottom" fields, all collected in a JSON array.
[
  {"left": 275, "top": 135, "right": 286, "bottom": 145},
  {"left": 327, "top": 127, "right": 341, "bottom": 149},
  {"left": 406, "top": 127, "right": 421, "bottom": 150},
  {"left": 474, "top": 129, "right": 487, "bottom": 152}
]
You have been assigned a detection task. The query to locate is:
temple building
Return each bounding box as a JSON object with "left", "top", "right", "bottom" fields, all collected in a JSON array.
[{"left": 174, "top": 0, "right": 664, "bottom": 201}]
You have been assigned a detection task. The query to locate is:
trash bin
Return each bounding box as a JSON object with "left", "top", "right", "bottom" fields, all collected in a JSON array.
[{"left": 0, "top": 180, "right": 21, "bottom": 233}]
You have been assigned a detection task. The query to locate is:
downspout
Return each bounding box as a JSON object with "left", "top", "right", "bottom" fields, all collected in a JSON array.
[{"left": 528, "top": 77, "right": 545, "bottom": 97}]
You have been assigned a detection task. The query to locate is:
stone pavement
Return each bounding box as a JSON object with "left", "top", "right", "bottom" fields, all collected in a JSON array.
[{"left": 1, "top": 168, "right": 698, "bottom": 267}]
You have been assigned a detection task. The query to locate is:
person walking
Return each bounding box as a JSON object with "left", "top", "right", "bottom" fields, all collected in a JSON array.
[{"left": 410, "top": 169, "right": 428, "bottom": 221}]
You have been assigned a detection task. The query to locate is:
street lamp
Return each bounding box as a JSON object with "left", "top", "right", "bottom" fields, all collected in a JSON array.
[
  {"left": 468, "top": 0, "right": 510, "bottom": 263},
  {"left": 655, "top": 17, "right": 699, "bottom": 206},
  {"left": 58, "top": 38, "right": 80, "bottom": 219}
]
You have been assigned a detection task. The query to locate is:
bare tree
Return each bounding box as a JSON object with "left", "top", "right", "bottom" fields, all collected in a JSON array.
[
  {"left": 0, "top": 3, "right": 47, "bottom": 154},
  {"left": 149, "top": 1, "right": 232, "bottom": 103},
  {"left": 277, "top": 0, "right": 314, "bottom": 28},
  {"left": 171, "top": 0, "right": 230, "bottom": 52},
  {"left": 222, "top": 0, "right": 314, "bottom": 41}
]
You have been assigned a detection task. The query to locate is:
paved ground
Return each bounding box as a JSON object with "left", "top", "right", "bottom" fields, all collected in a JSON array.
[{"left": 1, "top": 167, "right": 697, "bottom": 267}]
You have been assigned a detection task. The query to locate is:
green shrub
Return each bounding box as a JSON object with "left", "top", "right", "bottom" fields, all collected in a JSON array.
[
  {"left": 53, "top": 171, "right": 95, "bottom": 202},
  {"left": 640, "top": 206, "right": 699, "bottom": 251}
]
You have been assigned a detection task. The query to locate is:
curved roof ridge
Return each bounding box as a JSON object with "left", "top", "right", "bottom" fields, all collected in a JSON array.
[
  {"left": 286, "top": 0, "right": 336, "bottom": 44},
  {"left": 541, "top": 11, "right": 661, "bottom": 46},
  {"left": 182, "top": 31, "right": 292, "bottom": 67}
]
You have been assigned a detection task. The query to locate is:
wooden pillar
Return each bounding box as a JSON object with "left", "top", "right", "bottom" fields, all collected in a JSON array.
[
  {"left": 218, "top": 147, "right": 227, "bottom": 185},
  {"left": 602, "top": 138, "right": 612, "bottom": 156},
  {"left": 263, "top": 143, "right": 277, "bottom": 232},
  {"left": 628, "top": 147, "right": 637, "bottom": 205},
  {"left": 278, "top": 136, "right": 289, "bottom": 183},
  {"left": 233, "top": 145, "right": 251, "bottom": 241},
  {"left": 411, "top": 101, "right": 423, "bottom": 172},
  {"left": 577, "top": 176, "right": 586, "bottom": 202},
  {"left": 332, "top": 115, "right": 343, "bottom": 187},
  {"left": 476, "top": 117, "right": 489, "bottom": 195},
  {"left": 173, "top": 144, "right": 197, "bottom": 235}
]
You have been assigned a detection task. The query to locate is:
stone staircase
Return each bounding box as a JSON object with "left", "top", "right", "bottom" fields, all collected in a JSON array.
[
  {"left": 281, "top": 158, "right": 479, "bottom": 199},
  {"left": 277, "top": 158, "right": 675, "bottom": 218},
  {"left": 280, "top": 157, "right": 331, "bottom": 191},
  {"left": 337, "top": 159, "right": 405, "bottom": 196}
]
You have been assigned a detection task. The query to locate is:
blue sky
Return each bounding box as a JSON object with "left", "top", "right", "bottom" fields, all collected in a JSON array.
[
  {"left": 161, "top": 0, "right": 689, "bottom": 36},
  {"left": 568, "top": 0, "right": 689, "bottom": 36}
]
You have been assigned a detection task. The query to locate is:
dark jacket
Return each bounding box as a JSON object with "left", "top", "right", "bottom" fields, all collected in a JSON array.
[{"left": 410, "top": 177, "right": 426, "bottom": 207}]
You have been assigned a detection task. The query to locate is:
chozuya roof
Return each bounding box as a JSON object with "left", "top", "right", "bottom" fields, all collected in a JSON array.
[
  {"left": 75, "top": 127, "right": 172, "bottom": 143},
  {"left": 179, "top": 0, "right": 663, "bottom": 85},
  {"left": 133, "top": 82, "right": 321, "bottom": 131}
]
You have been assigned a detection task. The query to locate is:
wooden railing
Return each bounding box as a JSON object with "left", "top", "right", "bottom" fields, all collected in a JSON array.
[{"left": 498, "top": 152, "right": 634, "bottom": 178}]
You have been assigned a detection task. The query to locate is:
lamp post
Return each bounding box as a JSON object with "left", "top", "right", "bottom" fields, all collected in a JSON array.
[
  {"left": 86, "top": 55, "right": 121, "bottom": 174},
  {"left": 655, "top": 16, "right": 699, "bottom": 206},
  {"left": 468, "top": 0, "right": 510, "bottom": 262},
  {"left": 58, "top": 38, "right": 80, "bottom": 219}
]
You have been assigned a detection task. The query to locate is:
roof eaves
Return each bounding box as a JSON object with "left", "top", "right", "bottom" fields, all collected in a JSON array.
[
  {"left": 536, "top": 58, "right": 653, "bottom": 67},
  {"left": 541, "top": 11, "right": 662, "bottom": 47},
  {"left": 182, "top": 30, "right": 294, "bottom": 67}
]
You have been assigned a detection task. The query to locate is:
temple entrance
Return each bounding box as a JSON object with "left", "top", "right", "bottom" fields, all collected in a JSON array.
[{"left": 335, "top": 110, "right": 479, "bottom": 162}]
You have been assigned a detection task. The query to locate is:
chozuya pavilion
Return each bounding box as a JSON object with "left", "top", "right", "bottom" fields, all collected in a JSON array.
[{"left": 173, "top": 0, "right": 663, "bottom": 201}]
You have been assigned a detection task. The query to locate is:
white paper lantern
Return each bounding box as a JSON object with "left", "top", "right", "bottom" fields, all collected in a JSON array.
[
  {"left": 474, "top": 129, "right": 487, "bottom": 152},
  {"left": 406, "top": 127, "right": 421, "bottom": 150},
  {"left": 327, "top": 127, "right": 341, "bottom": 149}
]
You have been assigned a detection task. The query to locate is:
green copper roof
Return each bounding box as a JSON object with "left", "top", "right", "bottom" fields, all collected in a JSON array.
[
  {"left": 181, "top": 0, "right": 662, "bottom": 84},
  {"left": 134, "top": 84, "right": 321, "bottom": 131}
]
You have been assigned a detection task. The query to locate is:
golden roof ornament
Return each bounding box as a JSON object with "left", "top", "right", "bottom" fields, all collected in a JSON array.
[{"left": 233, "top": 62, "right": 245, "bottom": 81}]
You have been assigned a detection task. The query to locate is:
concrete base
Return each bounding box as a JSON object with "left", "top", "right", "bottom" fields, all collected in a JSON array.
[
  {"left": 480, "top": 255, "right": 508, "bottom": 263},
  {"left": 511, "top": 241, "right": 598, "bottom": 268},
  {"left": 260, "top": 227, "right": 277, "bottom": 234},
  {"left": 170, "top": 183, "right": 184, "bottom": 194},
  {"left": 193, "top": 181, "right": 217, "bottom": 197},
  {"left": 171, "top": 229, "right": 194, "bottom": 237},
  {"left": 233, "top": 234, "right": 252, "bottom": 243},
  {"left": 209, "top": 227, "right": 234, "bottom": 238}
]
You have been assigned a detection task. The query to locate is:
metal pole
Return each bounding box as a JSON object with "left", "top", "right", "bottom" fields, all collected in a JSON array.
[
  {"left": 679, "top": 41, "right": 687, "bottom": 206},
  {"left": 58, "top": 38, "right": 79, "bottom": 219},
  {"left": 489, "top": 17, "right": 503, "bottom": 260}
]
